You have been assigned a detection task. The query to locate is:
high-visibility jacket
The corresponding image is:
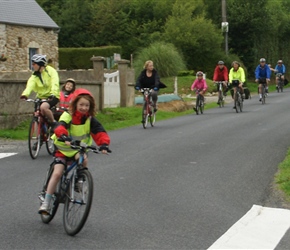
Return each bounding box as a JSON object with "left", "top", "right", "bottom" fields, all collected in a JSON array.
[
  {"left": 21, "top": 65, "right": 60, "bottom": 99},
  {"left": 52, "top": 112, "right": 92, "bottom": 157},
  {"left": 59, "top": 91, "right": 73, "bottom": 109},
  {"left": 229, "top": 67, "right": 246, "bottom": 83}
]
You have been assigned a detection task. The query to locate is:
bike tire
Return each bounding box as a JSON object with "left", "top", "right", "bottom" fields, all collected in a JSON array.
[
  {"left": 28, "top": 118, "right": 41, "bottom": 159},
  {"left": 142, "top": 103, "right": 148, "bottom": 129},
  {"left": 234, "top": 94, "right": 239, "bottom": 113},
  {"left": 200, "top": 100, "right": 204, "bottom": 114},
  {"left": 63, "top": 169, "right": 94, "bottom": 236},
  {"left": 218, "top": 91, "right": 223, "bottom": 108},
  {"left": 195, "top": 97, "right": 199, "bottom": 115},
  {"left": 40, "top": 165, "right": 60, "bottom": 224},
  {"left": 262, "top": 89, "right": 266, "bottom": 105},
  {"left": 239, "top": 96, "right": 243, "bottom": 112},
  {"left": 45, "top": 126, "right": 55, "bottom": 155},
  {"left": 149, "top": 106, "right": 156, "bottom": 127}
]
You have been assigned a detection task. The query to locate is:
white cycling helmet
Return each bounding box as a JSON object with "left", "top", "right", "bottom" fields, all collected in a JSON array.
[{"left": 31, "top": 54, "right": 47, "bottom": 66}]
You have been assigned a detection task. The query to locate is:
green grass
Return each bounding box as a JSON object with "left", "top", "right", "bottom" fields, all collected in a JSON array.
[{"left": 275, "top": 148, "right": 290, "bottom": 202}]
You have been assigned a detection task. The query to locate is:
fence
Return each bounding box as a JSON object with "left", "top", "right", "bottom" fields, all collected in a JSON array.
[{"left": 104, "top": 70, "right": 120, "bottom": 108}]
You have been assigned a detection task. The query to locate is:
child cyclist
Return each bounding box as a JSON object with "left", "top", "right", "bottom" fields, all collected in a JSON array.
[
  {"left": 54, "top": 78, "right": 76, "bottom": 121},
  {"left": 39, "top": 88, "right": 110, "bottom": 215},
  {"left": 191, "top": 71, "right": 208, "bottom": 112}
]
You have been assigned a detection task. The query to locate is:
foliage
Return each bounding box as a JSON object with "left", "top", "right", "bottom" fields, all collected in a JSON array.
[
  {"left": 59, "top": 46, "right": 122, "bottom": 69},
  {"left": 133, "top": 42, "right": 186, "bottom": 78}
]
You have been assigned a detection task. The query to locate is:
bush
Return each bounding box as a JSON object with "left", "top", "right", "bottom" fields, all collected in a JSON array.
[
  {"left": 133, "top": 42, "right": 187, "bottom": 78},
  {"left": 59, "top": 46, "right": 122, "bottom": 69},
  {"left": 177, "top": 70, "right": 195, "bottom": 76}
]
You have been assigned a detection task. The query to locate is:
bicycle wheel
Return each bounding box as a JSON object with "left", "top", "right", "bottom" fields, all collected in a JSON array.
[
  {"left": 142, "top": 102, "right": 148, "bottom": 129},
  {"left": 234, "top": 93, "right": 239, "bottom": 113},
  {"left": 45, "top": 125, "right": 55, "bottom": 155},
  {"left": 39, "top": 165, "right": 60, "bottom": 223},
  {"left": 199, "top": 99, "right": 204, "bottom": 114},
  {"left": 262, "top": 88, "right": 266, "bottom": 105},
  {"left": 218, "top": 91, "right": 223, "bottom": 108},
  {"left": 149, "top": 106, "right": 156, "bottom": 127},
  {"left": 195, "top": 97, "right": 199, "bottom": 115},
  {"left": 238, "top": 95, "right": 243, "bottom": 112},
  {"left": 63, "top": 169, "right": 93, "bottom": 236},
  {"left": 28, "top": 118, "right": 41, "bottom": 159}
]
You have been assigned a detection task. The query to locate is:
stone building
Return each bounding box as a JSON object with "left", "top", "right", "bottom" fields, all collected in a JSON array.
[{"left": 0, "top": 0, "right": 59, "bottom": 72}]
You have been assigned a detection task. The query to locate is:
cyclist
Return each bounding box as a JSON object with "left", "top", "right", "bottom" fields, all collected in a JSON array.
[
  {"left": 191, "top": 71, "right": 208, "bottom": 112},
  {"left": 39, "top": 88, "right": 110, "bottom": 214},
  {"left": 213, "top": 60, "right": 229, "bottom": 105},
  {"left": 20, "top": 54, "right": 60, "bottom": 129},
  {"left": 135, "top": 60, "right": 160, "bottom": 113},
  {"left": 255, "top": 58, "right": 271, "bottom": 101},
  {"left": 229, "top": 61, "right": 245, "bottom": 109},
  {"left": 275, "top": 60, "right": 286, "bottom": 88}
]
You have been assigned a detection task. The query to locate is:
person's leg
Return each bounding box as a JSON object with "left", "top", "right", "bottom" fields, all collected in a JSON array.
[
  {"left": 151, "top": 90, "right": 158, "bottom": 112},
  {"left": 40, "top": 102, "right": 55, "bottom": 123},
  {"left": 258, "top": 84, "right": 262, "bottom": 101}
]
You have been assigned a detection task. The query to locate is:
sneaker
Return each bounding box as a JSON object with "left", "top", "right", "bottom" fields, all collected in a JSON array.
[
  {"left": 266, "top": 89, "right": 269, "bottom": 93},
  {"left": 153, "top": 108, "right": 158, "bottom": 113},
  {"left": 233, "top": 106, "right": 236, "bottom": 109},
  {"left": 50, "top": 121, "right": 58, "bottom": 134},
  {"left": 38, "top": 202, "right": 50, "bottom": 215},
  {"left": 217, "top": 101, "right": 220, "bottom": 105},
  {"left": 223, "top": 92, "right": 227, "bottom": 96},
  {"left": 259, "top": 98, "right": 262, "bottom": 102}
]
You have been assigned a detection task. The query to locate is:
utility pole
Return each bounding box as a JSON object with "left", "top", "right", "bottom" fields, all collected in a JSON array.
[{"left": 221, "top": 0, "right": 228, "bottom": 55}]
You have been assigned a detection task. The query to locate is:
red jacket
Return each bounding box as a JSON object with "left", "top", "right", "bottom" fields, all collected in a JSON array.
[{"left": 213, "top": 66, "right": 229, "bottom": 81}]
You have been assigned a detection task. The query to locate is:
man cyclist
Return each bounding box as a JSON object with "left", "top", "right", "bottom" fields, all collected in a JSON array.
[
  {"left": 213, "top": 60, "right": 229, "bottom": 105},
  {"left": 20, "top": 54, "right": 60, "bottom": 128},
  {"left": 255, "top": 58, "right": 271, "bottom": 101},
  {"left": 229, "top": 61, "right": 245, "bottom": 109},
  {"left": 275, "top": 59, "right": 286, "bottom": 88}
]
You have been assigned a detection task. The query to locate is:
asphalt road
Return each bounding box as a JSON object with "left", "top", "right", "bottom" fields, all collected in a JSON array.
[{"left": 1, "top": 89, "right": 290, "bottom": 249}]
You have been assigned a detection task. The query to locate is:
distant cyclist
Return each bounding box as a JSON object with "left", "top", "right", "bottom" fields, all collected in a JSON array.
[
  {"left": 255, "top": 58, "right": 271, "bottom": 101},
  {"left": 275, "top": 60, "right": 286, "bottom": 88},
  {"left": 191, "top": 71, "right": 208, "bottom": 112},
  {"left": 229, "top": 61, "right": 245, "bottom": 109},
  {"left": 135, "top": 60, "right": 160, "bottom": 113},
  {"left": 213, "top": 60, "right": 229, "bottom": 105}
]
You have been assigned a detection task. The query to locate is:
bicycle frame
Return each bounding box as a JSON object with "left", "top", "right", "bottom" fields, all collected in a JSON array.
[
  {"left": 216, "top": 81, "right": 226, "bottom": 107},
  {"left": 141, "top": 88, "right": 155, "bottom": 128},
  {"left": 232, "top": 80, "right": 243, "bottom": 113}
]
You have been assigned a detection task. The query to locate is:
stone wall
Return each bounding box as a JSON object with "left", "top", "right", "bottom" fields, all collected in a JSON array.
[
  {"left": 0, "top": 23, "right": 58, "bottom": 72},
  {"left": 0, "top": 57, "right": 135, "bottom": 129}
]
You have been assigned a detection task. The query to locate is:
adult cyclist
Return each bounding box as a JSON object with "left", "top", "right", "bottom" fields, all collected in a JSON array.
[
  {"left": 229, "top": 61, "right": 245, "bottom": 109},
  {"left": 20, "top": 54, "right": 60, "bottom": 129},
  {"left": 275, "top": 60, "right": 286, "bottom": 88},
  {"left": 255, "top": 58, "right": 270, "bottom": 101},
  {"left": 213, "top": 60, "right": 229, "bottom": 105}
]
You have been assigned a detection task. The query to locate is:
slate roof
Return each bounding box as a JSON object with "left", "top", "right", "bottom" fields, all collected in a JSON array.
[{"left": 0, "top": 0, "right": 59, "bottom": 29}]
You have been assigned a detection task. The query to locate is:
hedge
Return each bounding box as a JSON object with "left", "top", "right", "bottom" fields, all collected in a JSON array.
[{"left": 59, "top": 46, "right": 122, "bottom": 70}]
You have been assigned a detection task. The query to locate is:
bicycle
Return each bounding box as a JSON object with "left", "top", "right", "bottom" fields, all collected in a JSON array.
[
  {"left": 276, "top": 73, "right": 284, "bottom": 92},
  {"left": 216, "top": 81, "right": 226, "bottom": 108},
  {"left": 257, "top": 78, "right": 267, "bottom": 105},
  {"left": 194, "top": 89, "right": 204, "bottom": 115},
  {"left": 232, "top": 80, "right": 243, "bottom": 113},
  {"left": 141, "top": 88, "right": 156, "bottom": 129},
  {"left": 38, "top": 140, "right": 111, "bottom": 236},
  {"left": 26, "top": 99, "right": 55, "bottom": 159}
]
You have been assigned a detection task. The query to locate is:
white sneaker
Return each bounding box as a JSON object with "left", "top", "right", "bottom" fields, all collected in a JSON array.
[{"left": 38, "top": 202, "right": 50, "bottom": 215}]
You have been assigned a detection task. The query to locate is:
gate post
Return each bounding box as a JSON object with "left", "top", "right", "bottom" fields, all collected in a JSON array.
[
  {"left": 90, "top": 56, "right": 105, "bottom": 110},
  {"left": 117, "top": 59, "right": 130, "bottom": 107}
]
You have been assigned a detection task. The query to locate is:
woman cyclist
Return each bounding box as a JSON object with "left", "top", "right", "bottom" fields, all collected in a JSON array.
[{"left": 229, "top": 61, "right": 246, "bottom": 109}]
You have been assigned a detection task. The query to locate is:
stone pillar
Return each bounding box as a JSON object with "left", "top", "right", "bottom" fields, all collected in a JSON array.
[
  {"left": 90, "top": 56, "right": 105, "bottom": 110},
  {"left": 117, "top": 59, "right": 130, "bottom": 107}
]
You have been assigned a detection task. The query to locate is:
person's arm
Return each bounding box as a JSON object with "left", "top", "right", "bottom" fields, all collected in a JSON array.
[
  {"left": 266, "top": 65, "right": 271, "bottom": 79},
  {"left": 154, "top": 70, "right": 160, "bottom": 88},
  {"left": 21, "top": 76, "right": 35, "bottom": 98},
  {"left": 191, "top": 80, "right": 196, "bottom": 90},
  {"left": 47, "top": 66, "right": 60, "bottom": 98},
  {"left": 203, "top": 80, "right": 208, "bottom": 91},
  {"left": 254, "top": 66, "right": 259, "bottom": 80},
  {"left": 135, "top": 70, "right": 144, "bottom": 88},
  {"left": 229, "top": 69, "right": 233, "bottom": 83},
  {"left": 224, "top": 67, "right": 229, "bottom": 81},
  {"left": 282, "top": 65, "right": 286, "bottom": 74},
  {"left": 240, "top": 68, "right": 246, "bottom": 83},
  {"left": 90, "top": 117, "right": 110, "bottom": 146}
]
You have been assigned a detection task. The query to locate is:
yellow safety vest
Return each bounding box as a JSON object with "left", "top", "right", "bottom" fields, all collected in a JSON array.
[{"left": 52, "top": 112, "right": 92, "bottom": 157}]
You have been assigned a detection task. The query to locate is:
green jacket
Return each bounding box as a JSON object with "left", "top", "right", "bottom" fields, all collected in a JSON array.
[
  {"left": 52, "top": 112, "right": 92, "bottom": 157},
  {"left": 229, "top": 67, "right": 246, "bottom": 83},
  {"left": 22, "top": 65, "right": 60, "bottom": 99}
]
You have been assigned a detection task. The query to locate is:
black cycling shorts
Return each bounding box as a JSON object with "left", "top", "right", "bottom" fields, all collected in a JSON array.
[{"left": 47, "top": 97, "right": 59, "bottom": 108}]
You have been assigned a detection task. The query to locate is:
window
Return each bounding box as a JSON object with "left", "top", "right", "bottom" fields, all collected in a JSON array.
[{"left": 29, "top": 48, "right": 38, "bottom": 70}]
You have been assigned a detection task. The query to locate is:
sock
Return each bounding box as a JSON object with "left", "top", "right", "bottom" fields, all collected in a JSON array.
[
  {"left": 259, "top": 94, "right": 262, "bottom": 98},
  {"left": 43, "top": 193, "right": 52, "bottom": 204}
]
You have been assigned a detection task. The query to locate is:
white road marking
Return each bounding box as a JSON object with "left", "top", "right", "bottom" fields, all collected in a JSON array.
[
  {"left": 208, "top": 205, "right": 290, "bottom": 249},
  {"left": 0, "top": 153, "right": 17, "bottom": 159}
]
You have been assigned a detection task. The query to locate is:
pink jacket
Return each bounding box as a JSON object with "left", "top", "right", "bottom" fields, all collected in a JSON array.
[{"left": 191, "top": 79, "right": 208, "bottom": 91}]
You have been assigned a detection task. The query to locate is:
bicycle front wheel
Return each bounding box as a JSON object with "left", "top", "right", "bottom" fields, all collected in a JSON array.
[
  {"left": 28, "top": 119, "right": 41, "bottom": 159},
  {"left": 239, "top": 95, "right": 243, "bottom": 112},
  {"left": 234, "top": 94, "right": 239, "bottom": 113},
  {"left": 149, "top": 106, "right": 156, "bottom": 127},
  {"left": 199, "top": 99, "right": 204, "bottom": 114},
  {"left": 142, "top": 102, "right": 148, "bottom": 129},
  {"left": 63, "top": 169, "right": 93, "bottom": 236}
]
